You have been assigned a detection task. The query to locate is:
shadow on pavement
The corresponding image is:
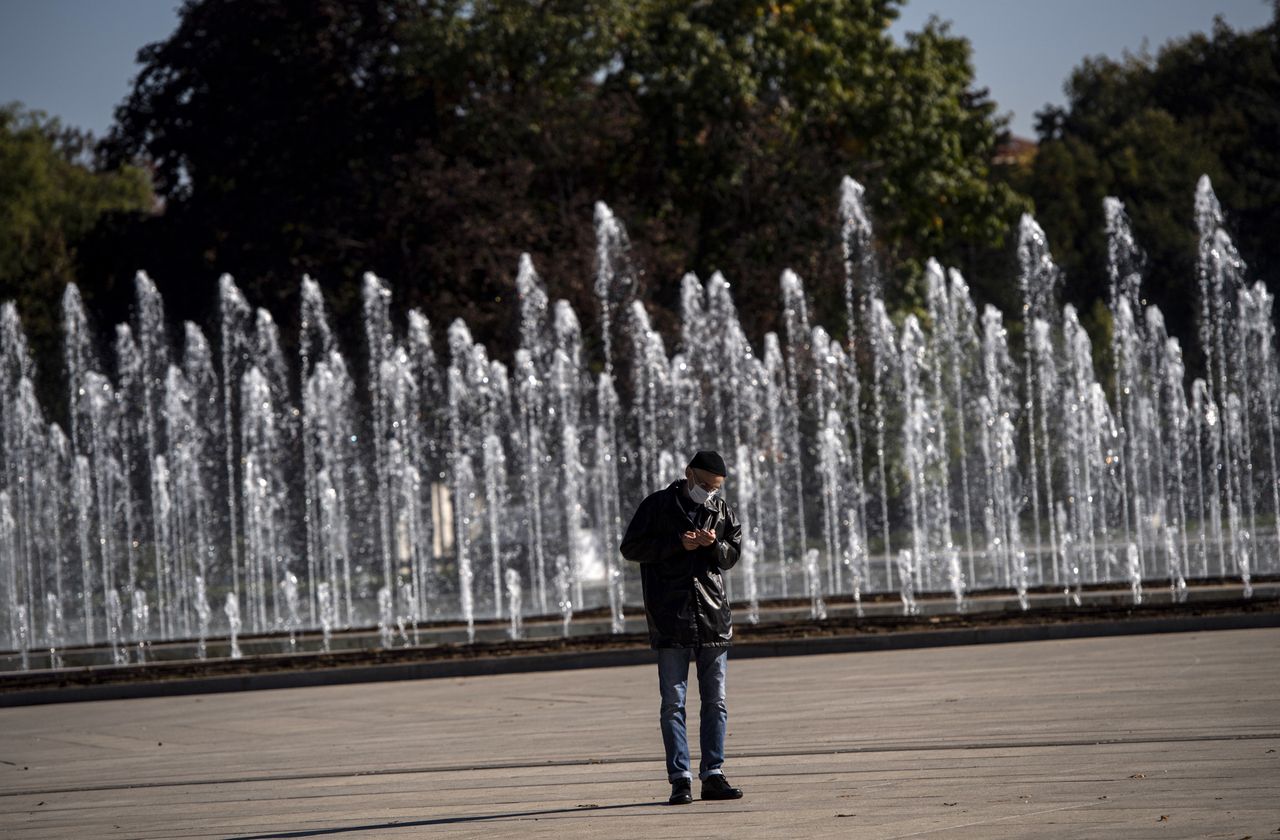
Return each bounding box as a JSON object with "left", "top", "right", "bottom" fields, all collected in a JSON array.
[{"left": 226, "top": 800, "right": 718, "bottom": 838}]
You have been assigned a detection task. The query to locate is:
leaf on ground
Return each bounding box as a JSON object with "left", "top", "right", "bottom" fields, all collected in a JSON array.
[
  {"left": 944, "top": 802, "right": 957, "bottom": 806},
  {"left": 1130, "top": 773, "right": 1146, "bottom": 779},
  {"left": 1158, "top": 815, "right": 1169, "bottom": 821},
  {"left": 836, "top": 813, "right": 856, "bottom": 818}
]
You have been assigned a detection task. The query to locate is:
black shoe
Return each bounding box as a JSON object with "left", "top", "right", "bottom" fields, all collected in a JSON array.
[
  {"left": 668, "top": 779, "right": 693, "bottom": 805},
  {"left": 701, "top": 774, "right": 744, "bottom": 800}
]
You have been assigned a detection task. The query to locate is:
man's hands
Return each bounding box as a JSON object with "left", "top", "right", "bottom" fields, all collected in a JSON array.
[{"left": 681, "top": 528, "right": 717, "bottom": 551}]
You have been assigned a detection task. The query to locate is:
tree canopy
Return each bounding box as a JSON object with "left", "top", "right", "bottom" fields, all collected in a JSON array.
[
  {"left": 0, "top": 103, "right": 152, "bottom": 402},
  {"left": 92, "top": 0, "right": 1024, "bottom": 360},
  {"left": 15, "top": 0, "right": 1272, "bottom": 392},
  {"left": 1017, "top": 7, "right": 1280, "bottom": 367}
]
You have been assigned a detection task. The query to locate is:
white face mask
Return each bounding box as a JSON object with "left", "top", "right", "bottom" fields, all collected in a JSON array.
[{"left": 687, "top": 478, "right": 717, "bottom": 506}]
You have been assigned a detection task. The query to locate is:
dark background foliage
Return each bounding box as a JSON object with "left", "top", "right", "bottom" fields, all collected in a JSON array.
[
  {"left": 1014, "top": 9, "right": 1280, "bottom": 373},
  {"left": 2, "top": 0, "right": 1277, "bottom": 416}
]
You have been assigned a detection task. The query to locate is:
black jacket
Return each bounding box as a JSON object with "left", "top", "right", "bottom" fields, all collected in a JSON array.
[{"left": 620, "top": 480, "right": 742, "bottom": 649}]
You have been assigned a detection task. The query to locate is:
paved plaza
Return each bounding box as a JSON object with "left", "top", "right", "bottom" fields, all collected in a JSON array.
[{"left": 0, "top": 628, "right": 1277, "bottom": 838}]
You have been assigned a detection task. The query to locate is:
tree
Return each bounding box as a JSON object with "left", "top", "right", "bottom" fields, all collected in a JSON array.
[
  {"left": 100, "top": 0, "right": 637, "bottom": 350},
  {"left": 607, "top": 5, "right": 1027, "bottom": 332},
  {"left": 98, "top": 0, "right": 1026, "bottom": 366},
  {"left": 1021, "top": 10, "right": 1280, "bottom": 369},
  {"left": 0, "top": 103, "right": 152, "bottom": 408}
]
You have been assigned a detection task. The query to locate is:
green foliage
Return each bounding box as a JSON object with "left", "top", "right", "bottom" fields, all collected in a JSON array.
[
  {"left": 605, "top": 4, "right": 1027, "bottom": 332},
  {"left": 0, "top": 103, "right": 152, "bottom": 401},
  {"left": 0, "top": 105, "right": 151, "bottom": 288},
  {"left": 1022, "top": 11, "right": 1279, "bottom": 369},
  {"left": 871, "top": 20, "right": 1028, "bottom": 308},
  {"left": 91, "top": 0, "right": 1023, "bottom": 361}
]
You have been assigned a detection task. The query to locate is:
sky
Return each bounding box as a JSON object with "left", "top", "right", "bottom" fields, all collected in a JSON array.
[
  {"left": 889, "top": 0, "right": 1275, "bottom": 137},
  {"left": 0, "top": 0, "right": 1274, "bottom": 141}
]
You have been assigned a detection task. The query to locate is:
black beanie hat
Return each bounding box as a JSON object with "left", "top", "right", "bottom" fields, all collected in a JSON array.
[{"left": 688, "top": 450, "right": 727, "bottom": 477}]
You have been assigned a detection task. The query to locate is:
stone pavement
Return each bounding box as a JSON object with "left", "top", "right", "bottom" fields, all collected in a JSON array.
[{"left": 0, "top": 628, "right": 1276, "bottom": 839}]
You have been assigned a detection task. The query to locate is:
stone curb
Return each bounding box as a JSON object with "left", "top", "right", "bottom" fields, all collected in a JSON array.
[{"left": 3, "top": 610, "right": 1277, "bottom": 708}]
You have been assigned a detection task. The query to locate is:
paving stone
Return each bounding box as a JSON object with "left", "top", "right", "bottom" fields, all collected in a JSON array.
[{"left": 0, "top": 628, "right": 1276, "bottom": 838}]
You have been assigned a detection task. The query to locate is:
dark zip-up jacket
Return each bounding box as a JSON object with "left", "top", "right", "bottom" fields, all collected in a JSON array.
[{"left": 620, "top": 480, "right": 742, "bottom": 649}]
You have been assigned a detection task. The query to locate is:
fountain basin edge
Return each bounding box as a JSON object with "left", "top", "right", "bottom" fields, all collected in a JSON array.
[{"left": 1, "top": 585, "right": 1276, "bottom": 707}]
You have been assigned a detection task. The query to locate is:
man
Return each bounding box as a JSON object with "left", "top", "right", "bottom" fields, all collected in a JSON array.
[{"left": 620, "top": 450, "right": 744, "bottom": 805}]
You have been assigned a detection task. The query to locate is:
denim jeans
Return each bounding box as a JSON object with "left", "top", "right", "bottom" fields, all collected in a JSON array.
[{"left": 657, "top": 646, "right": 728, "bottom": 782}]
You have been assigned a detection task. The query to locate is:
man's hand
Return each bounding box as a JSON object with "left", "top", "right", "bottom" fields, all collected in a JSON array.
[
  {"left": 681, "top": 531, "right": 700, "bottom": 551},
  {"left": 694, "top": 528, "right": 716, "bottom": 547}
]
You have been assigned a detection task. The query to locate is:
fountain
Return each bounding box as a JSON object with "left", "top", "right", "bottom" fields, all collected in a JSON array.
[{"left": 0, "top": 175, "right": 1276, "bottom": 669}]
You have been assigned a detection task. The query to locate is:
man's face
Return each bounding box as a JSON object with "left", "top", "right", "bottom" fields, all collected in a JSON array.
[{"left": 686, "top": 467, "right": 725, "bottom": 495}]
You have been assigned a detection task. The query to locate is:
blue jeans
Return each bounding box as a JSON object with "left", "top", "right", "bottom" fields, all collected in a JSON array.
[{"left": 657, "top": 646, "right": 728, "bottom": 782}]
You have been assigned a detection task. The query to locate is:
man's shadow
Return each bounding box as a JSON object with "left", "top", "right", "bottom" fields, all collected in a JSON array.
[{"left": 228, "top": 800, "right": 720, "bottom": 839}]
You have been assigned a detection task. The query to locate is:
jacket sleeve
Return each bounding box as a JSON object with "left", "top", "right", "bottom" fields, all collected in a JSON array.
[
  {"left": 713, "top": 503, "right": 742, "bottom": 571},
  {"left": 620, "top": 494, "right": 683, "bottom": 565}
]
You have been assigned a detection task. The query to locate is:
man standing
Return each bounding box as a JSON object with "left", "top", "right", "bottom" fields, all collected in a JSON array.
[{"left": 620, "top": 450, "right": 745, "bottom": 805}]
